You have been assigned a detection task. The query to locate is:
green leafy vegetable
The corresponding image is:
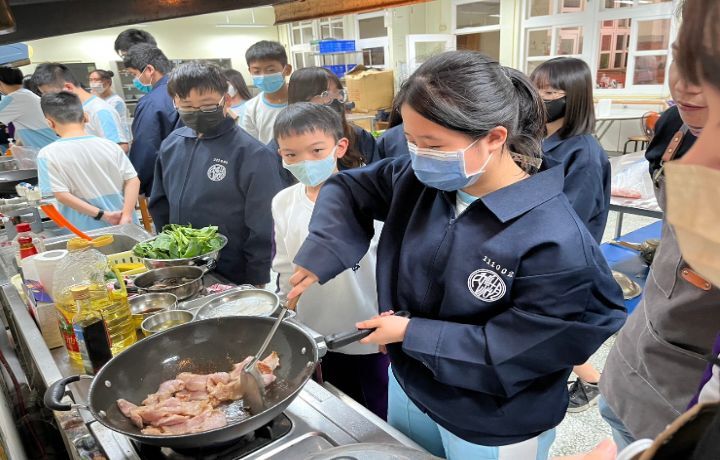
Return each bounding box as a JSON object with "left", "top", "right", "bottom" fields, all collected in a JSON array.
[{"left": 133, "top": 225, "right": 224, "bottom": 260}]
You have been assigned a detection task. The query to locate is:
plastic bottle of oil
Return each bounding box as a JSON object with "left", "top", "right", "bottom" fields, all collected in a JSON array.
[
  {"left": 53, "top": 238, "right": 109, "bottom": 363},
  {"left": 53, "top": 237, "right": 136, "bottom": 361},
  {"left": 71, "top": 285, "right": 112, "bottom": 374}
]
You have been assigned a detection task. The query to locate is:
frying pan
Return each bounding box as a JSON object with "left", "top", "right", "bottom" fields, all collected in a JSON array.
[{"left": 43, "top": 314, "right": 398, "bottom": 449}]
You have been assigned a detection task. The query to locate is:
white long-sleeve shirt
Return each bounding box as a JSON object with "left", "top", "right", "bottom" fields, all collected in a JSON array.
[
  {"left": 239, "top": 93, "right": 286, "bottom": 144},
  {"left": 272, "top": 183, "right": 381, "bottom": 355}
]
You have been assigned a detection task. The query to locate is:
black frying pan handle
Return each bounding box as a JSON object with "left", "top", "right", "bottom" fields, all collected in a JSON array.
[
  {"left": 44, "top": 375, "right": 81, "bottom": 411},
  {"left": 324, "top": 310, "right": 411, "bottom": 350},
  {"left": 325, "top": 329, "right": 374, "bottom": 350}
]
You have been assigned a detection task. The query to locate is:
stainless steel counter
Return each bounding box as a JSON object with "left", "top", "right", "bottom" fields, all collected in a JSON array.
[{"left": 0, "top": 223, "right": 426, "bottom": 458}]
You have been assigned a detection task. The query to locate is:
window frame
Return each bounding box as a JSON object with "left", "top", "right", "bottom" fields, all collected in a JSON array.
[
  {"left": 451, "top": 0, "right": 503, "bottom": 35},
  {"left": 519, "top": 0, "right": 677, "bottom": 95},
  {"left": 355, "top": 11, "right": 390, "bottom": 68},
  {"left": 287, "top": 16, "right": 350, "bottom": 70}
]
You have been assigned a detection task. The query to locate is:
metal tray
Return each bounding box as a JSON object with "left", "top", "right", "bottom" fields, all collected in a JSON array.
[{"left": 194, "top": 287, "right": 280, "bottom": 320}]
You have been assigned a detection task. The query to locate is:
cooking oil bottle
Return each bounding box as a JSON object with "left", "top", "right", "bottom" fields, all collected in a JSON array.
[
  {"left": 53, "top": 238, "right": 109, "bottom": 363},
  {"left": 71, "top": 285, "right": 112, "bottom": 374},
  {"left": 53, "top": 237, "right": 136, "bottom": 362}
]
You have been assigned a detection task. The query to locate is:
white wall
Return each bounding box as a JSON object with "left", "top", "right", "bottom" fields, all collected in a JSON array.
[{"left": 19, "top": 7, "right": 280, "bottom": 85}]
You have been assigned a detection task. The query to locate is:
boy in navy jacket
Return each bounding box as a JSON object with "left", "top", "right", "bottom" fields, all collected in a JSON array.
[{"left": 149, "top": 62, "right": 282, "bottom": 285}]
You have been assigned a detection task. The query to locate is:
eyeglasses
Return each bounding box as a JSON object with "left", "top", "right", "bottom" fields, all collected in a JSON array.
[
  {"left": 315, "top": 89, "right": 347, "bottom": 103},
  {"left": 539, "top": 89, "right": 566, "bottom": 99},
  {"left": 176, "top": 96, "right": 225, "bottom": 114}
]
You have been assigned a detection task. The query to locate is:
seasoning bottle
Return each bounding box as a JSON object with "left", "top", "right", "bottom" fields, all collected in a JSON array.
[
  {"left": 12, "top": 222, "right": 45, "bottom": 264},
  {"left": 17, "top": 236, "right": 38, "bottom": 260},
  {"left": 71, "top": 286, "right": 112, "bottom": 374}
]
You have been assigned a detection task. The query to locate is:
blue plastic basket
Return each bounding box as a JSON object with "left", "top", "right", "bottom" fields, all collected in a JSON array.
[
  {"left": 323, "top": 64, "right": 357, "bottom": 78},
  {"left": 318, "top": 40, "right": 356, "bottom": 54}
]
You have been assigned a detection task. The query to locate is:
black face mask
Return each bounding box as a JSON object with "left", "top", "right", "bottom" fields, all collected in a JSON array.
[
  {"left": 544, "top": 97, "right": 567, "bottom": 123},
  {"left": 179, "top": 108, "right": 226, "bottom": 134},
  {"left": 326, "top": 98, "right": 346, "bottom": 116}
]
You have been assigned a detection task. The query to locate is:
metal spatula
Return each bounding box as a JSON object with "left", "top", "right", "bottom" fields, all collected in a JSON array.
[{"left": 241, "top": 302, "right": 292, "bottom": 414}]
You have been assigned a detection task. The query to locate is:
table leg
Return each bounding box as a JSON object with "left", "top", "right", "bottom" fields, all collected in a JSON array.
[
  {"left": 615, "top": 211, "right": 625, "bottom": 239},
  {"left": 596, "top": 120, "right": 615, "bottom": 143}
]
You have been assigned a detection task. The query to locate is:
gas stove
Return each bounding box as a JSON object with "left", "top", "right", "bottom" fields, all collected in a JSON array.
[{"left": 85, "top": 380, "right": 423, "bottom": 459}]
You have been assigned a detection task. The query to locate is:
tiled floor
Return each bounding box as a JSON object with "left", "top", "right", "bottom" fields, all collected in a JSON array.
[{"left": 549, "top": 211, "right": 659, "bottom": 457}]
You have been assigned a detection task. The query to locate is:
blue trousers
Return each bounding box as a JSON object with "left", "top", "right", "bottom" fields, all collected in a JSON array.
[
  {"left": 387, "top": 368, "right": 556, "bottom": 459},
  {"left": 598, "top": 396, "right": 636, "bottom": 451}
]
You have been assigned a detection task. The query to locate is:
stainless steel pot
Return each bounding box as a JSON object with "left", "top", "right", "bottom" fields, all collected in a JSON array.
[
  {"left": 135, "top": 234, "right": 228, "bottom": 270},
  {"left": 132, "top": 262, "right": 214, "bottom": 300}
]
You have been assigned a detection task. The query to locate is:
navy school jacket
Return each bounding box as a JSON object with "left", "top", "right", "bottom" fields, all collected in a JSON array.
[
  {"left": 149, "top": 118, "right": 283, "bottom": 285},
  {"left": 128, "top": 76, "right": 181, "bottom": 196},
  {"left": 294, "top": 156, "right": 626, "bottom": 446},
  {"left": 542, "top": 133, "right": 611, "bottom": 243},
  {"left": 376, "top": 123, "right": 409, "bottom": 159},
  {"left": 268, "top": 124, "right": 379, "bottom": 188}
]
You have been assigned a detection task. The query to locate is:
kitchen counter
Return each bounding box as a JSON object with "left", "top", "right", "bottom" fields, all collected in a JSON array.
[{"left": 0, "top": 224, "right": 426, "bottom": 459}]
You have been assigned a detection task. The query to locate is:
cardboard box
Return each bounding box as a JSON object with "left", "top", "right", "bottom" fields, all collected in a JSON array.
[
  {"left": 345, "top": 65, "right": 394, "bottom": 113},
  {"left": 22, "top": 280, "right": 64, "bottom": 349}
]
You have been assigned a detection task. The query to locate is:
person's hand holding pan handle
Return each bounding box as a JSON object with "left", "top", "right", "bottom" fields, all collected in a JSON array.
[{"left": 287, "top": 266, "right": 319, "bottom": 310}]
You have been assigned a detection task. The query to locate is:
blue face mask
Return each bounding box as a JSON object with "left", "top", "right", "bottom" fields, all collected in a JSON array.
[
  {"left": 407, "top": 139, "right": 492, "bottom": 191},
  {"left": 253, "top": 72, "right": 285, "bottom": 94},
  {"left": 132, "top": 67, "right": 153, "bottom": 94},
  {"left": 283, "top": 147, "right": 337, "bottom": 187}
]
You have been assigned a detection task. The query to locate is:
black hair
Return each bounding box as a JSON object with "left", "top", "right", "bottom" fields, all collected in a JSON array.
[
  {"left": 676, "top": 0, "right": 720, "bottom": 88},
  {"left": 274, "top": 102, "right": 365, "bottom": 169},
  {"left": 287, "top": 67, "right": 363, "bottom": 168},
  {"left": 288, "top": 67, "right": 329, "bottom": 104},
  {"left": 395, "top": 51, "right": 545, "bottom": 172},
  {"left": 245, "top": 40, "right": 288, "bottom": 67},
  {"left": 32, "top": 63, "right": 80, "bottom": 90},
  {"left": 530, "top": 57, "right": 595, "bottom": 139},
  {"left": 22, "top": 75, "right": 41, "bottom": 96},
  {"left": 90, "top": 69, "right": 114, "bottom": 82},
  {"left": 0, "top": 67, "right": 23, "bottom": 85},
  {"left": 387, "top": 100, "right": 403, "bottom": 129},
  {"left": 40, "top": 91, "right": 84, "bottom": 124},
  {"left": 167, "top": 61, "right": 228, "bottom": 99},
  {"left": 114, "top": 29, "right": 157, "bottom": 54},
  {"left": 222, "top": 68, "right": 252, "bottom": 101},
  {"left": 123, "top": 43, "right": 172, "bottom": 74}
]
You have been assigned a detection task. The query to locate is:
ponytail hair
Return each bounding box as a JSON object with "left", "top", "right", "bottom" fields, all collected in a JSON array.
[
  {"left": 504, "top": 67, "right": 545, "bottom": 172},
  {"left": 395, "top": 51, "right": 544, "bottom": 173}
]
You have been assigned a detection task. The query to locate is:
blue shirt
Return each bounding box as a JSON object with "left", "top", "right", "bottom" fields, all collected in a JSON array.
[
  {"left": 82, "top": 96, "right": 128, "bottom": 144},
  {"left": 542, "top": 133, "right": 611, "bottom": 243},
  {"left": 0, "top": 88, "right": 57, "bottom": 149},
  {"left": 149, "top": 118, "right": 283, "bottom": 285},
  {"left": 294, "top": 157, "right": 625, "bottom": 445},
  {"left": 376, "top": 124, "right": 409, "bottom": 159},
  {"left": 129, "top": 76, "right": 181, "bottom": 196}
]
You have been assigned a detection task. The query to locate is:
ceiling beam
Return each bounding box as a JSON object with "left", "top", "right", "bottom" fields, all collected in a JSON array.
[
  {"left": 0, "top": 0, "right": 285, "bottom": 45},
  {"left": 273, "top": 0, "right": 430, "bottom": 24}
]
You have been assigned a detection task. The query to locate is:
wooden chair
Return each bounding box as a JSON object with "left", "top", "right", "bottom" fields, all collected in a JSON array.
[
  {"left": 138, "top": 196, "right": 153, "bottom": 233},
  {"left": 623, "top": 111, "right": 661, "bottom": 155}
]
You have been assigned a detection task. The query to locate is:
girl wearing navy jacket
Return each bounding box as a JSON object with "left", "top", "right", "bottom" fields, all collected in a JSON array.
[
  {"left": 286, "top": 51, "right": 625, "bottom": 459},
  {"left": 531, "top": 58, "right": 612, "bottom": 413}
]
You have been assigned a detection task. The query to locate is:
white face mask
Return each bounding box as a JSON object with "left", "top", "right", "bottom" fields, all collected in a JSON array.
[
  {"left": 665, "top": 162, "right": 720, "bottom": 286},
  {"left": 228, "top": 84, "right": 238, "bottom": 98},
  {"left": 89, "top": 82, "right": 104, "bottom": 93}
]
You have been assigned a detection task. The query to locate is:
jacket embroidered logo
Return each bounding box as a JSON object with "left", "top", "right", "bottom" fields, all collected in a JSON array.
[
  {"left": 207, "top": 164, "right": 227, "bottom": 182},
  {"left": 467, "top": 269, "right": 506, "bottom": 302}
]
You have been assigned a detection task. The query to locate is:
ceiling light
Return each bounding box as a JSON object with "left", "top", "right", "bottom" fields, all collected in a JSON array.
[{"left": 215, "top": 11, "right": 268, "bottom": 29}]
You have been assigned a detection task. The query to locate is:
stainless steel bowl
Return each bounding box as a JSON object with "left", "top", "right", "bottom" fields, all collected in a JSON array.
[
  {"left": 195, "top": 288, "right": 280, "bottom": 320},
  {"left": 141, "top": 310, "right": 194, "bottom": 336},
  {"left": 129, "top": 293, "right": 178, "bottom": 330},
  {"left": 133, "top": 264, "right": 213, "bottom": 300},
  {"left": 135, "top": 234, "right": 228, "bottom": 270}
]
